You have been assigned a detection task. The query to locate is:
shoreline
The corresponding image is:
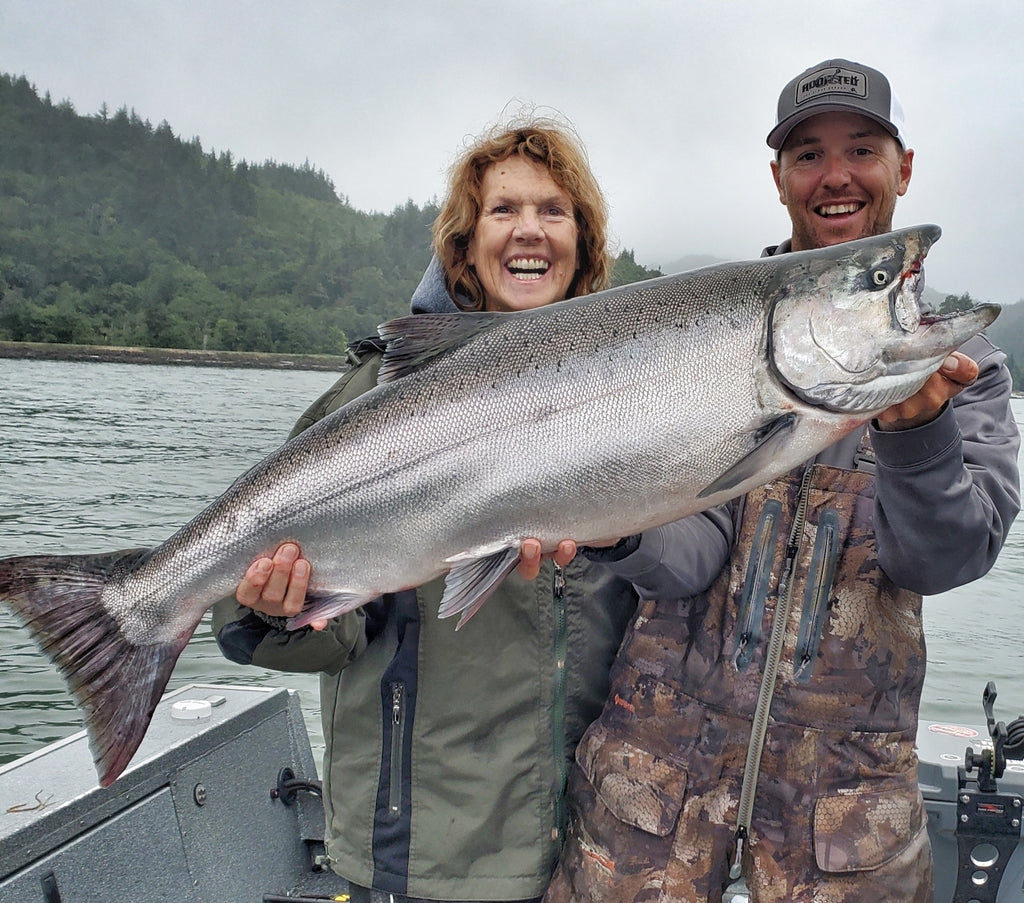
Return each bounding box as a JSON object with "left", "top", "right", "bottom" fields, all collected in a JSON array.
[{"left": 0, "top": 340, "right": 350, "bottom": 372}]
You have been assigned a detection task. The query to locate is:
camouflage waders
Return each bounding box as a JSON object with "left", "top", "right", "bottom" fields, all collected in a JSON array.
[{"left": 546, "top": 461, "right": 934, "bottom": 902}]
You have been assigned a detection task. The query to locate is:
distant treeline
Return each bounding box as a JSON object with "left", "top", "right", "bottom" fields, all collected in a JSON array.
[
  {"left": 974, "top": 295, "right": 1024, "bottom": 390},
  {"left": 2, "top": 71, "right": 1021, "bottom": 388},
  {"left": 0, "top": 72, "right": 661, "bottom": 356}
]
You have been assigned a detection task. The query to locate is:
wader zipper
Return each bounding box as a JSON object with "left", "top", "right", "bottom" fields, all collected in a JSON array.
[
  {"left": 552, "top": 564, "right": 568, "bottom": 845},
  {"left": 388, "top": 681, "right": 406, "bottom": 817},
  {"left": 729, "top": 467, "right": 815, "bottom": 885},
  {"left": 734, "top": 501, "right": 781, "bottom": 671},
  {"left": 793, "top": 510, "right": 839, "bottom": 682}
]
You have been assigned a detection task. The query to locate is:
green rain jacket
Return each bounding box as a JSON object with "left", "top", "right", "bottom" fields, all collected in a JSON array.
[{"left": 213, "top": 282, "right": 639, "bottom": 900}]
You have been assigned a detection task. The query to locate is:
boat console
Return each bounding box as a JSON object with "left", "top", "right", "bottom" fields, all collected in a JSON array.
[
  {"left": 0, "top": 684, "right": 347, "bottom": 902},
  {"left": 918, "top": 682, "right": 1024, "bottom": 903}
]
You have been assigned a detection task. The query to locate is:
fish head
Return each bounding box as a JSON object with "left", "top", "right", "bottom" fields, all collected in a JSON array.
[{"left": 768, "top": 224, "right": 1000, "bottom": 415}]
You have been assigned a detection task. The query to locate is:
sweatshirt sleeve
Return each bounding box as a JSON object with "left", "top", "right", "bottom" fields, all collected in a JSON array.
[
  {"left": 870, "top": 333, "right": 1020, "bottom": 594},
  {"left": 589, "top": 505, "right": 734, "bottom": 600}
]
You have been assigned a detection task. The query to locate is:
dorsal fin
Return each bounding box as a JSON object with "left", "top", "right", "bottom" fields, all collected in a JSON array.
[{"left": 376, "top": 311, "right": 505, "bottom": 383}]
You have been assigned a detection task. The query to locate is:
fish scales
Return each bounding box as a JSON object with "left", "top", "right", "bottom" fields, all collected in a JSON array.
[
  {"left": 0, "top": 224, "right": 1001, "bottom": 785},
  {"left": 133, "top": 267, "right": 770, "bottom": 612},
  {"left": 207, "top": 278, "right": 747, "bottom": 588}
]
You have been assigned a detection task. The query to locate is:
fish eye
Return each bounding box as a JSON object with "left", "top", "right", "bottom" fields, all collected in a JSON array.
[{"left": 870, "top": 269, "right": 891, "bottom": 287}]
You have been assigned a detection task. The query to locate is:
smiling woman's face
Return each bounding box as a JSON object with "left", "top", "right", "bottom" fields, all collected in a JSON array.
[{"left": 466, "top": 157, "right": 579, "bottom": 312}]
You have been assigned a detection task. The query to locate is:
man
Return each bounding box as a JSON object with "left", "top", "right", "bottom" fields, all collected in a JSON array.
[{"left": 544, "top": 59, "right": 1021, "bottom": 903}]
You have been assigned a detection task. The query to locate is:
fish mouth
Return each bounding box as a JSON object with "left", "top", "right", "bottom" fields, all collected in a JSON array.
[
  {"left": 900, "top": 257, "right": 923, "bottom": 283},
  {"left": 913, "top": 298, "right": 1000, "bottom": 338},
  {"left": 888, "top": 254, "right": 926, "bottom": 332},
  {"left": 885, "top": 301, "right": 1001, "bottom": 366},
  {"left": 505, "top": 257, "right": 551, "bottom": 282}
]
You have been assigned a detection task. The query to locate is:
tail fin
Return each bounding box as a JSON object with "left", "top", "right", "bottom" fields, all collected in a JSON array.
[{"left": 0, "top": 551, "right": 189, "bottom": 787}]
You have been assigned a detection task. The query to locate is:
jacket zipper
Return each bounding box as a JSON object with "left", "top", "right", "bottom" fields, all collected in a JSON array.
[
  {"left": 552, "top": 564, "right": 568, "bottom": 846},
  {"left": 389, "top": 680, "right": 406, "bottom": 817},
  {"left": 730, "top": 466, "right": 814, "bottom": 884}
]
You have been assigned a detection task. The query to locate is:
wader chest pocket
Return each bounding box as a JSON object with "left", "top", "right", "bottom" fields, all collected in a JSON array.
[{"left": 733, "top": 500, "right": 781, "bottom": 671}]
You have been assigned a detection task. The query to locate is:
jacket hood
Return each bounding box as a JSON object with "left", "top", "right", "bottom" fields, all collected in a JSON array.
[{"left": 410, "top": 256, "right": 463, "bottom": 314}]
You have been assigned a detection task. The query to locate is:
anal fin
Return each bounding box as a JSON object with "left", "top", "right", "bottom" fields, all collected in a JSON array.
[{"left": 287, "top": 590, "right": 379, "bottom": 629}]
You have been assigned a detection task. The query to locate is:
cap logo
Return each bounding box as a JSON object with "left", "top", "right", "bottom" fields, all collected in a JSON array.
[{"left": 795, "top": 65, "right": 868, "bottom": 106}]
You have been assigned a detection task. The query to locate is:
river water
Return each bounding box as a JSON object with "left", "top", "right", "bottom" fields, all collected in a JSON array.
[{"left": 0, "top": 359, "right": 1022, "bottom": 773}]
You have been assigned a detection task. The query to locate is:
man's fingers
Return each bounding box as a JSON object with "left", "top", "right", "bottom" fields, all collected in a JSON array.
[
  {"left": 939, "top": 352, "right": 978, "bottom": 387},
  {"left": 876, "top": 351, "right": 982, "bottom": 432}
]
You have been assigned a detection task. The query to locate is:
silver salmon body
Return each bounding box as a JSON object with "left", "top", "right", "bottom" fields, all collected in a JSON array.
[{"left": 0, "top": 224, "right": 999, "bottom": 785}]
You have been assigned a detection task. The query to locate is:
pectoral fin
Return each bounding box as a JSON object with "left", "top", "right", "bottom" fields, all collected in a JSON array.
[
  {"left": 697, "top": 413, "right": 798, "bottom": 499},
  {"left": 438, "top": 545, "right": 521, "bottom": 629}
]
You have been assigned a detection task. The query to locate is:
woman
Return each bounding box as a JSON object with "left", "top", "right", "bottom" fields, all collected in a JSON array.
[{"left": 212, "top": 116, "right": 638, "bottom": 903}]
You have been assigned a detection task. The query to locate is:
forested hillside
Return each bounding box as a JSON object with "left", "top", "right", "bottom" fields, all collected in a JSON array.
[
  {"left": 0, "top": 73, "right": 660, "bottom": 356},
  {"left": 2, "top": 71, "right": 1019, "bottom": 387}
]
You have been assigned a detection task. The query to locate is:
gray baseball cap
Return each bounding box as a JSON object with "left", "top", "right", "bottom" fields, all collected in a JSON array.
[{"left": 767, "top": 59, "right": 907, "bottom": 150}]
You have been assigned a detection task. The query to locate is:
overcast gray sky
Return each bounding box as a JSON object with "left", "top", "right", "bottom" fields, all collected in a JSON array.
[{"left": 2, "top": 0, "right": 1021, "bottom": 304}]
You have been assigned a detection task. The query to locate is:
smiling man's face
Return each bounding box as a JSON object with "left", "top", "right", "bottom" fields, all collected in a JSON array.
[{"left": 771, "top": 111, "right": 913, "bottom": 251}]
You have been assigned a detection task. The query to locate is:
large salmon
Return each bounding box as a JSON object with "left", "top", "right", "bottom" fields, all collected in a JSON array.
[{"left": 0, "top": 224, "right": 998, "bottom": 785}]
